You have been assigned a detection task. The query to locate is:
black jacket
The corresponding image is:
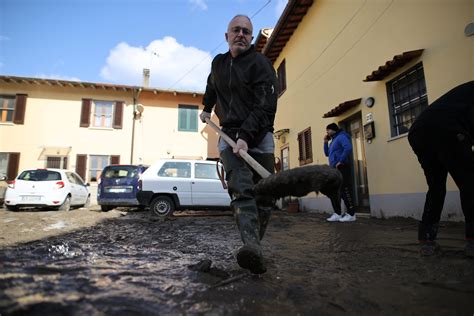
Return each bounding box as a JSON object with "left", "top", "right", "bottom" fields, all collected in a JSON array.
[
  {"left": 202, "top": 45, "right": 278, "bottom": 147},
  {"left": 409, "top": 81, "right": 474, "bottom": 141}
]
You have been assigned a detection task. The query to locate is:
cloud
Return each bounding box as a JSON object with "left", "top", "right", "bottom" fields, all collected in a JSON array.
[
  {"left": 189, "top": 0, "right": 208, "bottom": 11},
  {"left": 275, "top": 0, "right": 288, "bottom": 18},
  {"left": 36, "top": 73, "right": 81, "bottom": 82},
  {"left": 100, "top": 37, "right": 212, "bottom": 92},
  {"left": 0, "top": 35, "right": 10, "bottom": 41}
]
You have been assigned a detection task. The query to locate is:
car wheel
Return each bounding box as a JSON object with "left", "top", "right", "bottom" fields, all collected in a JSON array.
[
  {"left": 59, "top": 196, "right": 71, "bottom": 212},
  {"left": 101, "top": 205, "right": 114, "bottom": 212},
  {"left": 150, "top": 196, "right": 175, "bottom": 217},
  {"left": 6, "top": 205, "right": 19, "bottom": 212}
]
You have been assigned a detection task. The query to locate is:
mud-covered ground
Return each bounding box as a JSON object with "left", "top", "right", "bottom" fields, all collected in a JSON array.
[{"left": 0, "top": 207, "right": 473, "bottom": 315}]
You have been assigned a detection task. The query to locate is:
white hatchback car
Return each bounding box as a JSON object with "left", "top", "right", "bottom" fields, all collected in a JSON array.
[
  {"left": 4, "top": 168, "right": 90, "bottom": 212},
  {"left": 137, "top": 159, "right": 231, "bottom": 217}
]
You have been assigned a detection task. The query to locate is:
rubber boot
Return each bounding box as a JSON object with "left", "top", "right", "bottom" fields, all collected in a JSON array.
[
  {"left": 252, "top": 153, "right": 276, "bottom": 241},
  {"left": 465, "top": 222, "right": 474, "bottom": 258},
  {"left": 418, "top": 222, "right": 440, "bottom": 256},
  {"left": 257, "top": 206, "right": 272, "bottom": 240},
  {"left": 234, "top": 200, "right": 266, "bottom": 274}
]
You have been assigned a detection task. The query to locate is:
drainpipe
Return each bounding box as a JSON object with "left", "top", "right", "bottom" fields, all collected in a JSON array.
[{"left": 130, "top": 87, "right": 142, "bottom": 164}]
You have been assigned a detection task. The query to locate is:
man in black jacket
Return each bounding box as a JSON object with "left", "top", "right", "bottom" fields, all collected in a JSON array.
[
  {"left": 200, "top": 15, "right": 278, "bottom": 274},
  {"left": 408, "top": 81, "right": 474, "bottom": 257}
]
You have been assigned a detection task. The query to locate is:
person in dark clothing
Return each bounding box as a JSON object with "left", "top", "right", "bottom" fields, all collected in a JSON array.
[
  {"left": 324, "top": 123, "right": 356, "bottom": 222},
  {"left": 408, "top": 81, "right": 474, "bottom": 257},
  {"left": 200, "top": 15, "right": 278, "bottom": 274}
]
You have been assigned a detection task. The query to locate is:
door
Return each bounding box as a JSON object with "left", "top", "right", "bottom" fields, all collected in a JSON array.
[
  {"left": 192, "top": 162, "right": 230, "bottom": 206},
  {"left": 342, "top": 113, "right": 370, "bottom": 211}
]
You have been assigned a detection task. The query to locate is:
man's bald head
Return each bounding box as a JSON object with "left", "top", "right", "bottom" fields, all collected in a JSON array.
[{"left": 226, "top": 15, "right": 254, "bottom": 57}]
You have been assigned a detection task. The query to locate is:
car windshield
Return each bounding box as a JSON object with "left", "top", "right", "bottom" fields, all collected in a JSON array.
[
  {"left": 103, "top": 166, "right": 139, "bottom": 179},
  {"left": 18, "top": 170, "right": 62, "bottom": 181}
]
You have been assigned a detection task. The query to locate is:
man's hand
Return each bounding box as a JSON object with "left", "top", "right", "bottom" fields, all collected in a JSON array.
[
  {"left": 200, "top": 111, "right": 211, "bottom": 123},
  {"left": 324, "top": 134, "right": 330, "bottom": 142},
  {"left": 233, "top": 139, "right": 248, "bottom": 156}
]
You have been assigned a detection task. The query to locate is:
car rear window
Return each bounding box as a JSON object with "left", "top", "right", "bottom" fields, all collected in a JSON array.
[
  {"left": 103, "top": 166, "right": 139, "bottom": 179},
  {"left": 18, "top": 170, "right": 62, "bottom": 181}
]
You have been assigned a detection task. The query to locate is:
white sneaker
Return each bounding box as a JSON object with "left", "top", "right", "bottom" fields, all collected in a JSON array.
[
  {"left": 339, "top": 214, "right": 356, "bottom": 222},
  {"left": 326, "top": 213, "right": 342, "bottom": 222}
]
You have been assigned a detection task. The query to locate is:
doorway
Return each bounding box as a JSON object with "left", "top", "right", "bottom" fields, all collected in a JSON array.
[{"left": 341, "top": 113, "right": 370, "bottom": 212}]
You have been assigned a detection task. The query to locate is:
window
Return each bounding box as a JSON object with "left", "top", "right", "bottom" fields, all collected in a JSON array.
[
  {"left": 387, "top": 62, "right": 428, "bottom": 137},
  {"left": 18, "top": 170, "right": 61, "bottom": 181},
  {"left": 80, "top": 99, "right": 123, "bottom": 129},
  {"left": 0, "top": 152, "right": 20, "bottom": 180},
  {"left": 178, "top": 105, "right": 198, "bottom": 132},
  {"left": 46, "top": 157, "right": 68, "bottom": 169},
  {"left": 93, "top": 101, "right": 114, "bottom": 128},
  {"left": 158, "top": 161, "right": 191, "bottom": 178},
  {"left": 0, "top": 153, "right": 8, "bottom": 178},
  {"left": 297, "top": 127, "right": 313, "bottom": 166},
  {"left": 0, "top": 96, "right": 15, "bottom": 123},
  {"left": 89, "top": 155, "right": 109, "bottom": 182},
  {"left": 195, "top": 163, "right": 219, "bottom": 180},
  {"left": 277, "top": 59, "right": 287, "bottom": 96}
]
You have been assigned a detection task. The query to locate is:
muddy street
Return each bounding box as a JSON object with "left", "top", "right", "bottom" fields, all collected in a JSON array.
[{"left": 0, "top": 208, "right": 473, "bottom": 315}]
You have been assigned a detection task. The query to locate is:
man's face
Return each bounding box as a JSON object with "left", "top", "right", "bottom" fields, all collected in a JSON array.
[
  {"left": 326, "top": 129, "right": 336, "bottom": 137},
  {"left": 226, "top": 16, "right": 253, "bottom": 57}
]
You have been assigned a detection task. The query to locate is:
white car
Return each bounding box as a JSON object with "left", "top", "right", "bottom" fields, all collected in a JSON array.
[
  {"left": 137, "top": 159, "right": 231, "bottom": 217},
  {"left": 4, "top": 168, "right": 90, "bottom": 212}
]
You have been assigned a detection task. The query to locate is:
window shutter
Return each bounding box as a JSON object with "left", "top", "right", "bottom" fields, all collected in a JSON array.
[
  {"left": 80, "top": 99, "right": 91, "bottom": 127},
  {"left": 111, "top": 155, "right": 120, "bottom": 165},
  {"left": 7, "top": 152, "right": 20, "bottom": 180},
  {"left": 76, "top": 154, "right": 87, "bottom": 180},
  {"left": 13, "top": 94, "right": 27, "bottom": 124},
  {"left": 297, "top": 133, "right": 304, "bottom": 164},
  {"left": 113, "top": 101, "right": 124, "bottom": 129},
  {"left": 304, "top": 128, "right": 313, "bottom": 164}
]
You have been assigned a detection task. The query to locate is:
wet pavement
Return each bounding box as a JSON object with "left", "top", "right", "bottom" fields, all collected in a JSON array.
[{"left": 0, "top": 209, "right": 473, "bottom": 315}]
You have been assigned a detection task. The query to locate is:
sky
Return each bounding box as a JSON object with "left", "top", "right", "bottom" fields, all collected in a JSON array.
[{"left": 0, "top": 0, "right": 287, "bottom": 92}]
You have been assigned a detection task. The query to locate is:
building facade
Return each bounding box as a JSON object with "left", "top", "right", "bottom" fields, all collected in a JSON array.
[
  {"left": 0, "top": 76, "right": 219, "bottom": 186},
  {"left": 257, "top": 0, "right": 473, "bottom": 220}
]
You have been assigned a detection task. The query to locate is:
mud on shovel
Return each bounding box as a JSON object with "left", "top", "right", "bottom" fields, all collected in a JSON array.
[{"left": 204, "top": 118, "right": 344, "bottom": 208}]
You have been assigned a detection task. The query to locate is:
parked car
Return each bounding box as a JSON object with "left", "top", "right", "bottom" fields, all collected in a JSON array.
[
  {"left": 0, "top": 176, "right": 7, "bottom": 206},
  {"left": 97, "top": 164, "right": 148, "bottom": 212},
  {"left": 4, "top": 168, "right": 90, "bottom": 212},
  {"left": 137, "top": 159, "right": 231, "bottom": 217}
]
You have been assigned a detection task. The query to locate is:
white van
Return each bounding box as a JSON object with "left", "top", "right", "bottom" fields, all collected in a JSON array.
[{"left": 137, "top": 159, "right": 231, "bottom": 217}]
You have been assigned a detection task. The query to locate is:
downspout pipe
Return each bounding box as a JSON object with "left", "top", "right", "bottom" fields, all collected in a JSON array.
[{"left": 130, "top": 87, "right": 142, "bottom": 164}]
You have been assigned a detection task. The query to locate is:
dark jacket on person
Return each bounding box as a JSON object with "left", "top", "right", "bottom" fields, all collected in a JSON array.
[
  {"left": 202, "top": 45, "right": 278, "bottom": 147},
  {"left": 324, "top": 130, "right": 353, "bottom": 167},
  {"left": 409, "top": 81, "right": 474, "bottom": 141}
]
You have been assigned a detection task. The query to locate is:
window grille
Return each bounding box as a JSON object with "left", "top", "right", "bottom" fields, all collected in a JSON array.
[{"left": 386, "top": 62, "right": 428, "bottom": 137}]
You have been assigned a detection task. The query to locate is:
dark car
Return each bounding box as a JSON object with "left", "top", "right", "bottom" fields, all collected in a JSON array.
[{"left": 97, "top": 164, "right": 148, "bottom": 212}]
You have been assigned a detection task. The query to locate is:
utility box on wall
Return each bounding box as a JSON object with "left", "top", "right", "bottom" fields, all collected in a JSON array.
[{"left": 364, "top": 121, "right": 375, "bottom": 141}]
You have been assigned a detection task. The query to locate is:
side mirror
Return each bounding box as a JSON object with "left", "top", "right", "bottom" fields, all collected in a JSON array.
[
  {"left": 0, "top": 176, "right": 6, "bottom": 181},
  {"left": 85, "top": 183, "right": 90, "bottom": 187}
]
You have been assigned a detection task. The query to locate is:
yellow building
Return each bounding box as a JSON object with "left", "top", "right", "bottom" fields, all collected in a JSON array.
[
  {"left": 257, "top": 0, "right": 473, "bottom": 220},
  {"left": 0, "top": 75, "right": 219, "bottom": 186}
]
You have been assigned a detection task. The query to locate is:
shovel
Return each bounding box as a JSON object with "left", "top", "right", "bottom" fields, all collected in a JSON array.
[
  {"left": 204, "top": 117, "right": 343, "bottom": 211},
  {"left": 205, "top": 118, "right": 271, "bottom": 179}
]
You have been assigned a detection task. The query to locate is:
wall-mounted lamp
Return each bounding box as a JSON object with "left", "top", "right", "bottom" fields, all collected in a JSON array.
[{"left": 365, "top": 97, "right": 375, "bottom": 108}]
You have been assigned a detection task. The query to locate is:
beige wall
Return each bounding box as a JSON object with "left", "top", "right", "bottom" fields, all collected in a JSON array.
[
  {"left": 272, "top": 0, "right": 473, "bottom": 218},
  {"left": 0, "top": 82, "right": 216, "bottom": 184},
  {"left": 133, "top": 91, "right": 220, "bottom": 164}
]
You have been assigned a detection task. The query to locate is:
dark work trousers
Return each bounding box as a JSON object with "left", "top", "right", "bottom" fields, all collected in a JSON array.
[
  {"left": 408, "top": 129, "right": 474, "bottom": 239},
  {"left": 336, "top": 164, "right": 356, "bottom": 216},
  {"left": 220, "top": 148, "right": 276, "bottom": 239}
]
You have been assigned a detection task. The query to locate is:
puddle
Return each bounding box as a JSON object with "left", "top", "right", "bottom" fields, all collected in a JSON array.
[{"left": 43, "top": 221, "right": 68, "bottom": 231}]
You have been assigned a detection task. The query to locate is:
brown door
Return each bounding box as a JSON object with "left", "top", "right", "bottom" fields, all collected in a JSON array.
[{"left": 342, "top": 113, "right": 370, "bottom": 211}]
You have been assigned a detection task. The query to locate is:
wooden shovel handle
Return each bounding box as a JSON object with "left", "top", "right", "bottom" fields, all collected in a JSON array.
[{"left": 205, "top": 118, "right": 271, "bottom": 179}]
